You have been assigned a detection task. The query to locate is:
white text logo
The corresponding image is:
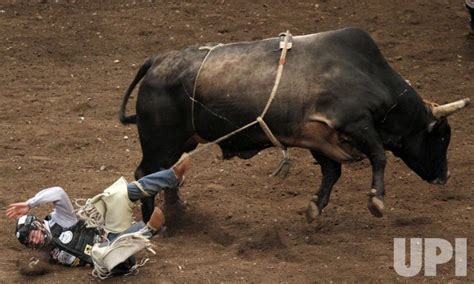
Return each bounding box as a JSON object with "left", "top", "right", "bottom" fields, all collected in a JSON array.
[{"left": 393, "top": 238, "right": 467, "bottom": 277}]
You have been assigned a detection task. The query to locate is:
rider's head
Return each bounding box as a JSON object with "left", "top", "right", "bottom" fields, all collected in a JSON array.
[{"left": 15, "top": 215, "right": 52, "bottom": 249}]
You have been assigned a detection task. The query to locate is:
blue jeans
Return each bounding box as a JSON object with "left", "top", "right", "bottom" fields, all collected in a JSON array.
[
  {"left": 107, "top": 222, "right": 147, "bottom": 242},
  {"left": 126, "top": 168, "right": 178, "bottom": 202}
]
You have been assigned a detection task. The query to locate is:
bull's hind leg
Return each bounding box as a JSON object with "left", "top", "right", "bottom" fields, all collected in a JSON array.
[
  {"left": 306, "top": 151, "right": 341, "bottom": 223},
  {"left": 136, "top": 149, "right": 191, "bottom": 224},
  {"left": 134, "top": 162, "right": 156, "bottom": 223},
  {"left": 135, "top": 122, "right": 197, "bottom": 223}
]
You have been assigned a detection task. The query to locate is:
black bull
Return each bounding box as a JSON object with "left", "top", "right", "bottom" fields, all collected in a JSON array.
[{"left": 119, "top": 28, "right": 469, "bottom": 223}]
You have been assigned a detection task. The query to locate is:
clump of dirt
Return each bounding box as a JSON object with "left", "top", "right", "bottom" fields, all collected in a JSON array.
[
  {"left": 392, "top": 216, "right": 433, "bottom": 227},
  {"left": 237, "top": 227, "right": 297, "bottom": 261},
  {"left": 17, "top": 257, "right": 52, "bottom": 277}
]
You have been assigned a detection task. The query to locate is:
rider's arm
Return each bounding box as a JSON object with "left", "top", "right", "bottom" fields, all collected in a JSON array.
[{"left": 26, "top": 186, "right": 78, "bottom": 228}]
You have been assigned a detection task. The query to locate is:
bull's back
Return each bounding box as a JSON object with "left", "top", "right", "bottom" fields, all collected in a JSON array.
[{"left": 195, "top": 28, "right": 398, "bottom": 131}]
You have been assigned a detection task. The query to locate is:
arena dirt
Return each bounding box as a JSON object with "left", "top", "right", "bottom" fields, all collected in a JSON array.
[{"left": 0, "top": 0, "right": 472, "bottom": 282}]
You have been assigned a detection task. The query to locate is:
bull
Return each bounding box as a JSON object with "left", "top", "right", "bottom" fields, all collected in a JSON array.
[{"left": 118, "top": 27, "right": 469, "bottom": 223}]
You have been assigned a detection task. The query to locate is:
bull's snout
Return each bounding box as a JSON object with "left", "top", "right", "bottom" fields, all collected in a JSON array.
[{"left": 429, "top": 170, "right": 451, "bottom": 185}]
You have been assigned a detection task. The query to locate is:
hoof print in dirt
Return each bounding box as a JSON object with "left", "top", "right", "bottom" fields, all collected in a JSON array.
[{"left": 237, "top": 228, "right": 296, "bottom": 261}]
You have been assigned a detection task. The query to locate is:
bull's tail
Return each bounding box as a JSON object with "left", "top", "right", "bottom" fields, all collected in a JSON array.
[{"left": 118, "top": 57, "right": 155, "bottom": 124}]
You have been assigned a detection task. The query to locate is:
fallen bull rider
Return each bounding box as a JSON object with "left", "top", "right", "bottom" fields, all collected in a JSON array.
[{"left": 6, "top": 154, "right": 192, "bottom": 278}]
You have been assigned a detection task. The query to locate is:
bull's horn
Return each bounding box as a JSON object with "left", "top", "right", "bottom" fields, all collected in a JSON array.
[{"left": 432, "top": 98, "right": 470, "bottom": 118}]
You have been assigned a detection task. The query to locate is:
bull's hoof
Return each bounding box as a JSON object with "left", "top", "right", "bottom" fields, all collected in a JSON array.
[
  {"left": 367, "top": 189, "right": 384, "bottom": 218},
  {"left": 305, "top": 196, "right": 320, "bottom": 223}
]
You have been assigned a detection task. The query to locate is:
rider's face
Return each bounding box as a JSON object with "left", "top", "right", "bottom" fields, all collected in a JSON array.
[{"left": 28, "top": 229, "right": 45, "bottom": 248}]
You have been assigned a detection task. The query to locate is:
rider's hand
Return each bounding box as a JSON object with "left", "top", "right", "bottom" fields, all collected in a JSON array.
[{"left": 6, "top": 202, "right": 30, "bottom": 218}]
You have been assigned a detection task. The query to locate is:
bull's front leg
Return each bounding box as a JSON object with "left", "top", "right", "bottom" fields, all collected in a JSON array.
[
  {"left": 345, "top": 123, "right": 386, "bottom": 217},
  {"left": 366, "top": 150, "right": 386, "bottom": 218},
  {"left": 306, "top": 151, "right": 341, "bottom": 223}
]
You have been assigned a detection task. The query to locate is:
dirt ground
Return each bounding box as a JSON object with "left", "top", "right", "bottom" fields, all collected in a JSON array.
[{"left": 0, "top": 0, "right": 472, "bottom": 282}]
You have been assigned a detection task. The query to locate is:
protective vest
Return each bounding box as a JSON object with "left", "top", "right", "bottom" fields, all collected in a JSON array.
[{"left": 49, "top": 221, "right": 100, "bottom": 267}]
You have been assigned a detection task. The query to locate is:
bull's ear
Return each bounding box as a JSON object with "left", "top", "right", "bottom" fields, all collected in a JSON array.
[
  {"left": 427, "top": 118, "right": 447, "bottom": 133},
  {"left": 427, "top": 120, "right": 437, "bottom": 133}
]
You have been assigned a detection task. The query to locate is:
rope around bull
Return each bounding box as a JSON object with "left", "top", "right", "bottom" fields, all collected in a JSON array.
[{"left": 175, "top": 31, "right": 292, "bottom": 166}]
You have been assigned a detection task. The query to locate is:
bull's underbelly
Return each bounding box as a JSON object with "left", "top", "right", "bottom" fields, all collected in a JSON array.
[
  {"left": 280, "top": 121, "right": 365, "bottom": 163},
  {"left": 194, "top": 119, "right": 364, "bottom": 163}
]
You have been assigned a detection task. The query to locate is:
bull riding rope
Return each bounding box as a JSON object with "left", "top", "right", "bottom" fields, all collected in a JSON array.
[{"left": 178, "top": 31, "right": 293, "bottom": 166}]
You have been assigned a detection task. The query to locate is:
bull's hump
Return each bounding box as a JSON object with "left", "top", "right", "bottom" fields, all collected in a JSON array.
[
  {"left": 210, "top": 29, "right": 337, "bottom": 47},
  {"left": 195, "top": 32, "right": 326, "bottom": 77}
]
